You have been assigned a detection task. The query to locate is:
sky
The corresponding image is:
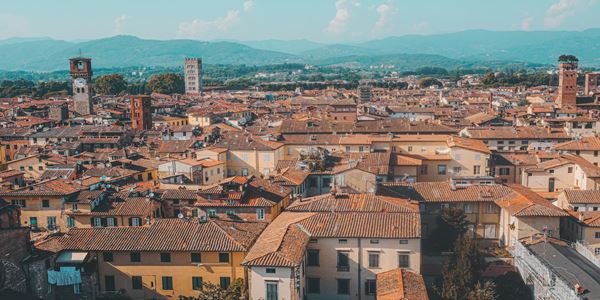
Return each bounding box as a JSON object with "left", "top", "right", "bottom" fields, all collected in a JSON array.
[{"left": 1, "top": 0, "right": 599, "bottom": 43}]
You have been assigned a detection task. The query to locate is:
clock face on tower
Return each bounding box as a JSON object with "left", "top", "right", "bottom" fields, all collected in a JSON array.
[{"left": 74, "top": 78, "right": 87, "bottom": 88}]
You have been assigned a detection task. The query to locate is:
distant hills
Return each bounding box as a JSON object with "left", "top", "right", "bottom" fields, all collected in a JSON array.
[{"left": 1, "top": 29, "right": 599, "bottom": 72}]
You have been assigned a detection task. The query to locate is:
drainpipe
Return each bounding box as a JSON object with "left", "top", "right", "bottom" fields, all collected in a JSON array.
[{"left": 358, "top": 238, "right": 362, "bottom": 300}]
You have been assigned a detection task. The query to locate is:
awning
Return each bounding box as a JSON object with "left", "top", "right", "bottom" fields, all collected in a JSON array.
[{"left": 56, "top": 251, "right": 89, "bottom": 264}]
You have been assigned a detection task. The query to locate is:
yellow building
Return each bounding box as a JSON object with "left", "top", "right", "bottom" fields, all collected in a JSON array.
[
  {"left": 0, "top": 178, "right": 82, "bottom": 231},
  {"left": 49, "top": 218, "right": 267, "bottom": 299}
]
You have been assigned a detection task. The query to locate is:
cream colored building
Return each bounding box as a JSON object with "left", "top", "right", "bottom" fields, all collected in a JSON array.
[{"left": 243, "top": 194, "right": 421, "bottom": 300}]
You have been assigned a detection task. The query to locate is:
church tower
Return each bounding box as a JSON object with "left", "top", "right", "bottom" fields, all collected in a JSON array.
[{"left": 69, "top": 57, "right": 94, "bottom": 115}]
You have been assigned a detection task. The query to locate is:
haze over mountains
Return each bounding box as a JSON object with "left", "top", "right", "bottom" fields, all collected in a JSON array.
[{"left": 1, "top": 29, "right": 600, "bottom": 72}]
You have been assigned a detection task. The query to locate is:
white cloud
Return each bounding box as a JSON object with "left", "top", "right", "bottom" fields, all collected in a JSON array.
[
  {"left": 375, "top": 3, "right": 392, "bottom": 29},
  {"left": 544, "top": 0, "right": 596, "bottom": 28},
  {"left": 327, "top": 0, "right": 351, "bottom": 34},
  {"left": 0, "top": 14, "right": 30, "bottom": 38},
  {"left": 521, "top": 16, "right": 533, "bottom": 30},
  {"left": 114, "top": 15, "right": 128, "bottom": 34},
  {"left": 243, "top": 0, "right": 254, "bottom": 12},
  {"left": 178, "top": 10, "right": 240, "bottom": 38}
]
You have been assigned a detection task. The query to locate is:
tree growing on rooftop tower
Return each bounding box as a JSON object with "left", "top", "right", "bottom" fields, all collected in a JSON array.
[{"left": 558, "top": 54, "right": 579, "bottom": 63}]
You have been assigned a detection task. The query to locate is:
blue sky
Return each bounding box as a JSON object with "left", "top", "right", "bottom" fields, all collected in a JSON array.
[{"left": 1, "top": 0, "right": 599, "bottom": 42}]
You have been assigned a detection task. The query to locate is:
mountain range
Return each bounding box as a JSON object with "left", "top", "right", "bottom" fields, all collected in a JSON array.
[{"left": 1, "top": 29, "right": 600, "bottom": 72}]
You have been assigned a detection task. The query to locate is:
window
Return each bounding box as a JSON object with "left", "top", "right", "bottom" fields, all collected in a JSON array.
[
  {"left": 106, "top": 217, "right": 115, "bottom": 227},
  {"left": 162, "top": 276, "right": 173, "bottom": 290},
  {"left": 484, "top": 224, "right": 497, "bottom": 239},
  {"left": 29, "top": 217, "right": 37, "bottom": 227},
  {"left": 463, "top": 204, "right": 473, "bottom": 214},
  {"left": 220, "top": 277, "right": 230, "bottom": 289},
  {"left": 596, "top": 248, "right": 600, "bottom": 256},
  {"left": 485, "top": 203, "right": 499, "bottom": 214},
  {"left": 437, "top": 165, "right": 447, "bottom": 175},
  {"left": 160, "top": 252, "right": 171, "bottom": 262},
  {"left": 568, "top": 167, "right": 573, "bottom": 174},
  {"left": 67, "top": 217, "right": 75, "bottom": 228},
  {"left": 595, "top": 232, "right": 600, "bottom": 239},
  {"left": 42, "top": 199, "right": 50, "bottom": 208},
  {"left": 499, "top": 168, "right": 510, "bottom": 176},
  {"left": 475, "top": 154, "right": 481, "bottom": 161},
  {"left": 130, "top": 252, "right": 141, "bottom": 262},
  {"left": 398, "top": 254, "right": 410, "bottom": 268},
  {"left": 338, "top": 239, "right": 348, "bottom": 244},
  {"left": 337, "top": 251, "right": 350, "bottom": 271},
  {"left": 46, "top": 216, "right": 56, "bottom": 229},
  {"left": 453, "top": 167, "right": 462, "bottom": 175},
  {"left": 208, "top": 209, "right": 217, "bottom": 217},
  {"left": 191, "top": 253, "right": 201, "bottom": 263},
  {"left": 365, "top": 279, "right": 376, "bottom": 296},
  {"left": 467, "top": 224, "right": 475, "bottom": 238},
  {"left": 359, "top": 146, "right": 364, "bottom": 152},
  {"left": 263, "top": 153, "right": 271, "bottom": 162},
  {"left": 266, "top": 281, "right": 278, "bottom": 300},
  {"left": 103, "top": 252, "right": 114, "bottom": 262},
  {"left": 105, "top": 275, "right": 116, "bottom": 292},
  {"left": 473, "top": 165, "right": 481, "bottom": 175},
  {"left": 370, "top": 239, "right": 379, "bottom": 244},
  {"left": 256, "top": 208, "right": 265, "bottom": 220},
  {"left": 399, "top": 239, "right": 408, "bottom": 244},
  {"left": 92, "top": 217, "right": 102, "bottom": 227},
  {"left": 132, "top": 276, "right": 142, "bottom": 290},
  {"left": 307, "top": 278, "right": 320, "bottom": 293},
  {"left": 71, "top": 203, "right": 78, "bottom": 211},
  {"left": 368, "top": 252, "right": 380, "bottom": 268},
  {"left": 192, "top": 277, "right": 203, "bottom": 290},
  {"left": 219, "top": 253, "right": 230, "bottom": 263},
  {"left": 307, "top": 249, "right": 320, "bottom": 266},
  {"left": 408, "top": 146, "right": 413, "bottom": 152},
  {"left": 420, "top": 165, "right": 428, "bottom": 175},
  {"left": 337, "top": 279, "right": 350, "bottom": 295},
  {"left": 241, "top": 168, "right": 249, "bottom": 176},
  {"left": 266, "top": 268, "right": 276, "bottom": 274},
  {"left": 129, "top": 217, "right": 141, "bottom": 226},
  {"left": 11, "top": 199, "right": 25, "bottom": 207}
]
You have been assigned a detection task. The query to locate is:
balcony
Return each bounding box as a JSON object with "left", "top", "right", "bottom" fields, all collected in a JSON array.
[{"left": 337, "top": 265, "right": 349, "bottom": 272}]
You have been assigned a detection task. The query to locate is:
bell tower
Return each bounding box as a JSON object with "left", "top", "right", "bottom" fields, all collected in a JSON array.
[{"left": 69, "top": 57, "right": 93, "bottom": 115}]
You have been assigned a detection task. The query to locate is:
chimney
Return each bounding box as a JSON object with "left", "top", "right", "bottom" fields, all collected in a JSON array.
[{"left": 579, "top": 212, "right": 585, "bottom": 222}]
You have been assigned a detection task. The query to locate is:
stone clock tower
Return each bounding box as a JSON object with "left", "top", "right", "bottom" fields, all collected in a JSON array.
[{"left": 69, "top": 57, "right": 93, "bottom": 115}]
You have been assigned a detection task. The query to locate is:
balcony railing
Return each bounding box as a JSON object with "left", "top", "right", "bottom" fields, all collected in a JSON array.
[{"left": 337, "top": 265, "right": 349, "bottom": 272}]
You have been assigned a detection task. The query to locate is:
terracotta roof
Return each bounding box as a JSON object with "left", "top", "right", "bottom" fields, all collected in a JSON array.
[
  {"left": 53, "top": 218, "right": 266, "bottom": 252},
  {"left": 555, "top": 137, "right": 600, "bottom": 151},
  {"left": 379, "top": 182, "right": 512, "bottom": 203},
  {"left": 376, "top": 268, "right": 429, "bottom": 300},
  {"left": 287, "top": 193, "right": 418, "bottom": 213},
  {"left": 562, "top": 189, "right": 600, "bottom": 204},
  {"left": 465, "top": 126, "right": 569, "bottom": 140},
  {"left": 495, "top": 184, "right": 569, "bottom": 217},
  {"left": 566, "top": 210, "right": 600, "bottom": 227},
  {"left": 298, "top": 212, "right": 420, "bottom": 239},
  {"left": 0, "top": 178, "right": 82, "bottom": 196}
]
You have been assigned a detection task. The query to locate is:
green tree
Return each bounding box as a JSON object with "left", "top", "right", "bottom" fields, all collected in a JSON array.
[
  {"left": 430, "top": 207, "right": 469, "bottom": 252},
  {"left": 179, "top": 278, "right": 245, "bottom": 300},
  {"left": 147, "top": 73, "right": 184, "bottom": 94},
  {"left": 95, "top": 74, "right": 127, "bottom": 95},
  {"left": 439, "top": 236, "right": 487, "bottom": 300},
  {"left": 467, "top": 281, "right": 498, "bottom": 300},
  {"left": 418, "top": 77, "right": 443, "bottom": 88},
  {"left": 558, "top": 54, "right": 579, "bottom": 63}
]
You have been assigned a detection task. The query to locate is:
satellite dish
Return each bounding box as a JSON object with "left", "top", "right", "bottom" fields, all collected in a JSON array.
[{"left": 177, "top": 213, "right": 184, "bottom": 219}]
